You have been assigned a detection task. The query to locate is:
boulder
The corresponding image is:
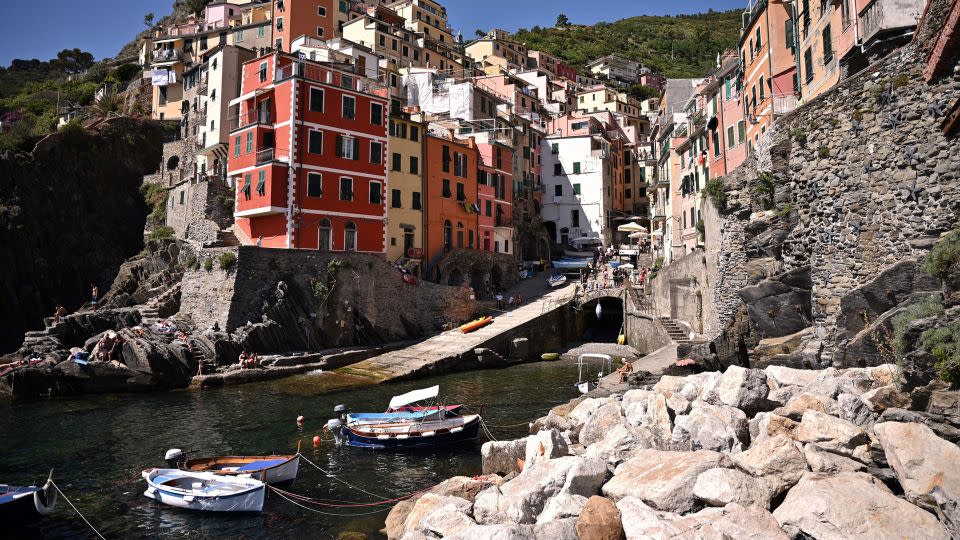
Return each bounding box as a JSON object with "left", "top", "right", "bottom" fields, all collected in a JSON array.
[
  {"left": 803, "top": 443, "right": 866, "bottom": 473},
  {"left": 446, "top": 524, "right": 534, "bottom": 540},
  {"left": 417, "top": 504, "right": 477, "bottom": 538},
  {"left": 861, "top": 385, "right": 911, "bottom": 412},
  {"left": 652, "top": 375, "right": 688, "bottom": 398},
  {"left": 672, "top": 402, "right": 750, "bottom": 453},
  {"left": 584, "top": 423, "right": 653, "bottom": 465},
  {"left": 579, "top": 403, "right": 626, "bottom": 448},
  {"left": 793, "top": 410, "right": 871, "bottom": 461},
  {"left": 524, "top": 430, "right": 568, "bottom": 467},
  {"left": 622, "top": 392, "right": 672, "bottom": 444},
  {"left": 575, "top": 496, "right": 622, "bottom": 540},
  {"left": 802, "top": 368, "right": 843, "bottom": 398},
  {"left": 693, "top": 467, "right": 773, "bottom": 508},
  {"left": 483, "top": 439, "right": 528, "bottom": 476},
  {"left": 774, "top": 392, "right": 838, "bottom": 420},
  {"left": 560, "top": 456, "right": 609, "bottom": 498},
  {"left": 765, "top": 365, "right": 821, "bottom": 388},
  {"left": 530, "top": 412, "right": 573, "bottom": 434},
  {"left": 773, "top": 472, "right": 950, "bottom": 539},
  {"left": 732, "top": 434, "right": 807, "bottom": 486},
  {"left": 869, "top": 364, "right": 900, "bottom": 388},
  {"left": 750, "top": 412, "right": 799, "bottom": 442},
  {"left": 837, "top": 392, "right": 877, "bottom": 428},
  {"left": 767, "top": 384, "right": 803, "bottom": 407},
  {"left": 601, "top": 449, "right": 730, "bottom": 512},
  {"left": 714, "top": 365, "right": 770, "bottom": 413},
  {"left": 874, "top": 422, "right": 960, "bottom": 510},
  {"left": 620, "top": 388, "right": 654, "bottom": 418},
  {"left": 402, "top": 494, "right": 473, "bottom": 537},
  {"left": 431, "top": 475, "right": 503, "bottom": 503},
  {"left": 618, "top": 498, "right": 788, "bottom": 539},
  {"left": 569, "top": 398, "right": 607, "bottom": 426},
  {"left": 536, "top": 493, "right": 588, "bottom": 524},
  {"left": 385, "top": 499, "right": 416, "bottom": 540},
  {"left": 533, "top": 518, "right": 578, "bottom": 540},
  {"left": 738, "top": 268, "right": 813, "bottom": 339}
]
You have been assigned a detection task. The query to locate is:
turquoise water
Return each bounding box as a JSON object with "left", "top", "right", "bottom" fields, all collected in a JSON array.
[{"left": 0, "top": 359, "right": 581, "bottom": 539}]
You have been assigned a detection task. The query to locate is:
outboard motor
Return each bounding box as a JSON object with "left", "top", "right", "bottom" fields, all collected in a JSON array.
[
  {"left": 326, "top": 419, "right": 344, "bottom": 446},
  {"left": 164, "top": 448, "right": 185, "bottom": 468},
  {"left": 334, "top": 404, "right": 347, "bottom": 423}
]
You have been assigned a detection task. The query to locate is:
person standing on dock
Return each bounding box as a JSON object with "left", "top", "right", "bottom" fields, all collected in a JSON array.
[{"left": 496, "top": 292, "right": 504, "bottom": 311}]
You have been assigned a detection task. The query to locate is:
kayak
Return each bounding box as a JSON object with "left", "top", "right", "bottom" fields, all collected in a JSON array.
[
  {"left": 459, "top": 316, "right": 493, "bottom": 333},
  {"left": 541, "top": 353, "right": 560, "bottom": 361}
]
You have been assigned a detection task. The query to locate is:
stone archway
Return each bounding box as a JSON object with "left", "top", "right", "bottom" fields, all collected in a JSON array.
[
  {"left": 469, "top": 263, "right": 487, "bottom": 292},
  {"left": 491, "top": 264, "right": 503, "bottom": 289}
]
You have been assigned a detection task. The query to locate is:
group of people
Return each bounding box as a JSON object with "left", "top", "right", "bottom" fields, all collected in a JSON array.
[
  {"left": 238, "top": 350, "right": 260, "bottom": 370},
  {"left": 95, "top": 331, "right": 124, "bottom": 364},
  {"left": 493, "top": 292, "right": 524, "bottom": 311}
]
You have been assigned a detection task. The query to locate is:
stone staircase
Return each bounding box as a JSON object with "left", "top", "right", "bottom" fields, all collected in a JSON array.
[
  {"left": 209, "top": 227, "right": 240, "bottom": 248},
  {"left": 636, "top": 253, "right": 654, "bottom": 269},
  {"left": 660, "top": 317, "right": 691, "bottom": 344},
  {"left": 137, "top": 283, "right": 181, "bottom": 325},
  {"left": 190, "top": 340, "right": 217, "bottom": 375}
]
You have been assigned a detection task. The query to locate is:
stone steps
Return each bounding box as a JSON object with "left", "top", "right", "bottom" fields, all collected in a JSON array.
[{"left": 660, "top": 317, "right": 691, "bottom": 344}]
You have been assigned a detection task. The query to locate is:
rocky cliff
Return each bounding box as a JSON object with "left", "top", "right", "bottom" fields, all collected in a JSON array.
[{"left": 0, "top": 118, "right": 173, "bottom": 353}]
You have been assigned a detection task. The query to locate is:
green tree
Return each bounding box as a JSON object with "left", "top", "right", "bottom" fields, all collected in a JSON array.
[
  {"left": 627, "top": 84, "right": 659, "bottom": 101},
  {"left": 475, "top": 29, "right": 485, "bottom": 38},
  {"left": 556, "top": 13, "right": 570, "bottom": 27},
  {"left": 144, "top": 13, "right": 156, "bottom": 29},
  {"left": 185, "top": 0, "right": 214, "bottom": 15},
  {"left": 54, "top": 49, "right": 95, "bottom": 75}
]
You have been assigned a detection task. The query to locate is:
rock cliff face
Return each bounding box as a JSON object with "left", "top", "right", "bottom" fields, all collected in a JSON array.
[{"left": 0, "top": 118, "right": 172, "bottom": 353}]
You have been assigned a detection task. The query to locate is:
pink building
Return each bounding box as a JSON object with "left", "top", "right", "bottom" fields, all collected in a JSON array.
[
  {"left": 473, "top": 74, "right": 541, "bottom": 118},
  {"left": 704, "top": 52, "right": 747, "bottom": 178},
  {"left": 477, "top": 141, "right": 513, "bottom": 253},
  {"left": 204, "top": 2, "right": 242, "bottom": 29},
  {"left": 639, "top": 71, "right": 666, "bottom": 92}
]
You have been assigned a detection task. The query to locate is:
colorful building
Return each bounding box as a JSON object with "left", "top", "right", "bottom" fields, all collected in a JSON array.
[
  {"left": 797, "top": 0, "right": 844, "bottom": 101},
  {"left": 465, "top": 29, "right": 528, "bottom": 74},
  {"left": 226, "top": 52, "right": 389, "bottom": 250},
  {"left": 386, "top": 110, "right": 426, "bottom": 262},
  {"left": 585, "top": 54, "right": 642, "bottom": 85},
  {"left": 422, "top": 131, "right": 480, "bottom": 267},
  {"left": 477, "top": 141, "right": 514, "bottom": 254},
  {"left": 702, "top": 52, "right": 747, "bottom": 178},
  {"left": 272, "top": 0, "right": 359, "bottom": 52},
  {"left": 525, "top": 50, "right": 577, "bottom": 81}
]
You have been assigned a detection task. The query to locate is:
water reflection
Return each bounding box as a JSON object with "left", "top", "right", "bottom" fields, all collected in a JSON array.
[{"left": 0, "top": 359, "right": 580, "bottom": 539}]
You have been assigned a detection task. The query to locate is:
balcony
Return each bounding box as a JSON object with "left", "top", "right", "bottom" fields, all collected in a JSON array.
[
  {"left": 773, "top": 94, "right": 798, "bottom": 115},
  {"left": 229, "top": 110, "right": 273, "bottom": 131},
  {"left": 859, "top": 0, "right": 923, "bottom": 45},
  {"left": 256, "top": 147, "right": 276, "bottom": 165},
  {"left": 656, "top": 175, "right": 670, "bottom": 187},
  {"left": 152, "top": 49, "right": 182, "bottom": 64},
  {"left": 274, "top": 62, "right": 387, "bottom": 93},
  {"left": 650, "top": 205, "right": 667, "bottom": 220}
]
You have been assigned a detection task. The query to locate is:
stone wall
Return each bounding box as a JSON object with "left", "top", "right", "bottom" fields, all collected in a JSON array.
[
  {"left": 179, "top": 247, "right": 480, "bottom": 352},
  {"left": 436, "top": 249, "right": 519, "bottom": 291},
  {"left": 165, "top": 178, "right": 233, "bottom": 245}
]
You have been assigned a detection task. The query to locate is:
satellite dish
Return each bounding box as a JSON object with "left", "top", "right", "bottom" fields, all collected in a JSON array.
[{"left": 707, "top": 116, "right": 719, "bottom": 130}]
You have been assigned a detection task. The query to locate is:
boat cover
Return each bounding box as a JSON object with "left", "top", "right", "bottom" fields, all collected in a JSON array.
[
  {"left": 388, "top": 385, "right": 439, "bottom": 409},
  {"left": 236, "top": 459, "right": 288, "bottom": 471}
]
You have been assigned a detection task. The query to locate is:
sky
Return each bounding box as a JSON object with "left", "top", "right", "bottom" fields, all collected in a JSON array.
[{"left": 0, "top": 0, "right": 747, "bottom": 66}]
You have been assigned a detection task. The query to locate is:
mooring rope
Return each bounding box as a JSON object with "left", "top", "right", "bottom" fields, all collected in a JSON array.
[
  {"left": 297, "top": 453, "right": 392, "bottom": 500},
  {"left": 51, "top": 481, "right": 107, "bottom": 540},
  {"left": 268, "top": 486, "right": 393, "bottom": 517}
]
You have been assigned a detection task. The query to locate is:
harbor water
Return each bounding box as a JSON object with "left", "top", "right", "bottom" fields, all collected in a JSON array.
[{"left": 0, "top": 359, "right": 583, "bottom": 539}]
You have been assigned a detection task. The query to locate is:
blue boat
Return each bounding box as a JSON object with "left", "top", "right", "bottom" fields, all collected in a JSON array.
[
  {"left": 0, "top": 472, "right": 57, "bottom": 526},
  {"left": 343, "top": 414, "right": 482, "bottom": 450}
]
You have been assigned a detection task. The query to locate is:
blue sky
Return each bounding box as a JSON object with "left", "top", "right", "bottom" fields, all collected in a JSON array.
[{"left": 0, "top": 0, "right": 746, "bottom": 66}]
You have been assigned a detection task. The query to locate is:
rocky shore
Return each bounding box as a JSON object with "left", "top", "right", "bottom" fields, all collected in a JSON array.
[{"left": 386, "top": 363, "right": 960, "bottom": 539}]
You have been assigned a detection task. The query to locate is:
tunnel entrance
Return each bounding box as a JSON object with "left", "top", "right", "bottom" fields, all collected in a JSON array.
[{"left": 580, "top": 297, "right": 624, "bottom": 343}]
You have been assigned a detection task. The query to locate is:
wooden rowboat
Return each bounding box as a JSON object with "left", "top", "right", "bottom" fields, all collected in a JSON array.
[
  {"left": 180, "top": 454, "right": 299, "bottom": 485},
  {"left": 459, "top": 316, "right": 493, "bottom": 333},
  {"left": 142, "top": 468, "right": 265, "bottom": 513}
]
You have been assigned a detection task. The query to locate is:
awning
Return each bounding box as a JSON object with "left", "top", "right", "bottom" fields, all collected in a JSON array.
[{"left": 388, "top": 385, "right": 439, "bottom": 409}]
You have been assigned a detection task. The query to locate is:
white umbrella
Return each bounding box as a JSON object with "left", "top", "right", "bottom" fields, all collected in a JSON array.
[
  {"left": 617, "top": 222, "right": 644, "bottom": 232},
  {"left": 628, "top": 231, "right": 647, "bottom": 239},
  {"left": 620, "top": 263, "right": 635, "bottom": 270}
]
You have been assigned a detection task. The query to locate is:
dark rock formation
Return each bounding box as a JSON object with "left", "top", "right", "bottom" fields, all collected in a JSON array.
[
  {"left": 0, "top": 118, "right": 173, "bottom": 353},
  {"left": 737, "top": 266, "right": 812, "bottom": 339}
]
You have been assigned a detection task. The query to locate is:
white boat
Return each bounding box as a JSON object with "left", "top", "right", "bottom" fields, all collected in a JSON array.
[
  {"left": 547, "top": 274, "right": 567, "bottom": 288},
  {"left": 575, "top": 354, "right": 613, "bottom": 394},
  {"left": 142, "top": 468, "right": 265, "bottom": 513}
]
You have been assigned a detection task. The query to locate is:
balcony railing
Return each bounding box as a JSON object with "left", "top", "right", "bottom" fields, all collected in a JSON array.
[
  {"left": 651, "top": 205, "right": 667, "bottom": 219},
  {"left": 773, "top": 94, "right": 798, "bottom": 115},
  {"left": 229, "top": 110, "right": 273, "bottom": 131},
  {"left": 256, "top": 147, "right": 275, "bottom": 164},
  {"left": 152, "top": 49, "right": 182, "bottom": 63}
]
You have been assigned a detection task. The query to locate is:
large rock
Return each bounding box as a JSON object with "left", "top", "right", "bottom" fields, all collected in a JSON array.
[
  {"left": 483, "top": 438, "right": 528, "bottom": 476},
  {"left": 671, "top": 402, "right": 750, "bottom": 453},
  {"left": 622, "top": 391, "right": 672, "bottom": 444},
  {"left": 793, "top": 410, "right": 870, "bottom": 461},
  {"left": 584, "top": 423, "right": 653, "bottom": 465},
  {"left": 861, "top": 385, "right": 911, "bottom": 412},
  {"left": 569, "top": 398, "right": 607, "bottom": 426},
  {"left": 765, "top": 365, "right": 821, "bottom": 388},
  {"left": 803, "top": 443, "right": 866, "bottom": 473},
  {"left": 618, "top": 498, "right": 788, "bottom": 539},
  {"left": 530, "top": 412, "right": 573, "bottom": 434},
  {"left": 693, "top": 467, "right": 773, "bottom": 508},
  {"left": 446, "top": 524, "right": 534, "bottom": 540},
  {"left": 874, "top": 422, "right": 960, "bottom": 510},
  {"left": 714, "top": 365, "right": 770, "bottom": 413},
  {"left": 836, "top": 392, "right": 876, "bottom": 428},
  {"left": 574, "top": 496, "right": 622, "bottom": 540},
  {"left": 773, "top": 472, "right": 950, "bottom": 539},
  {"left": 737, "top": 267, "right": 813, "bottom": 339},
  {"left": 750, "top": 412, "right": 799, "bottom": 442},
  {"left": 601, "top": 449, "right": 730, "bottom": 512},
  {"left": 430, "top": 475, "right": 504, "bottom": 503},
  {"left": 536, "top": 493, "right": 588, "bottom": 524},
  {"left": 774, "top": 392, "right": 838, "bottom": 421},
  {"left": 417, "top": 503, "right": 477, "bottom": 538},
  {"left": 402, "top": 494, "right": 473, "bottom": 537},
  {"left": 579, "top": 403, "right": 627, "bottom": 448},
  {"left": 732, "top": 434, "right": 807, "bottom": 488},
  {"left": 525, "top": 429, "right": 568, "bottom": 467}
]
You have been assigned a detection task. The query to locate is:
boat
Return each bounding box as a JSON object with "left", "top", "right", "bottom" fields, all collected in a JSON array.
[
  {"left": 142, "top": 468, "right": 265, "bottom": 513},
  {"left": 343, "top": 414, "right": 483, "bottom": 450},
  {"left": 541, "top": 352, "right": 560, "bottom": 361},
  {"left": 547, "top": 274, "right": 567, "bottom": 288},
  {"left": 459, "top": 316, "right": 493, "bottom": 333},
  {"left": 346, "top": 386, "right": 462, "bottom": 424},
  {"left": 0, "top": 471, "right": 57, "bottom": 526},
  {"left": 575, "top": 353, "right": 613, "bottom": 394},
  {"left": 174, "top": 452, "right": 300, "bottom": 485}
]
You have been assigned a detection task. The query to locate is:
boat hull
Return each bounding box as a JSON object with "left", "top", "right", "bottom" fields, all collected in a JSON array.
[
  {"left": 182, "top": 455, "right": 299, "bottom": 486},
  {"left": 142, "top": 469, "right": 265, "bottom": 513},
  {"left": 144, "top": 485, "right": 265, "bottom": 513},
  {"left": 345, "top": 417, "right": 481, "bottom": 450},
  {"left": 0, "top": 487, "right": 43, "bottom": 526}
]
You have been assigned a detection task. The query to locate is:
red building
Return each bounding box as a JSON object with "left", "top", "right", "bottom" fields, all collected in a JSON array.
[
  {"left": 477, "top": 141, "right": 513, "bottom": 252},
  {"left": 227, "top": 52, "right": 389, "bottom": 251}
]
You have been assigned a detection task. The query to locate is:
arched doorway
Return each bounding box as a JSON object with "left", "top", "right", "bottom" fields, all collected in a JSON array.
[
  {"left": 470, "top": 263, "right": 486, "bottom": 292},
  {"left": 318, "top": 219, "right": 331, "bottom": 251},
  {"left": 543, "top": 221, "right": 557, "bottom": 243},
  {"left": 448, "top": 267, "right": 463, "bottom": 286}
]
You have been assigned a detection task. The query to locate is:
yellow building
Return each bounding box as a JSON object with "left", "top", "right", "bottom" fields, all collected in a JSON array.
[
  {"left": 798, "top": 0, "right": 843, "bottom": 100},
  {"left": 386, "top": 111, "right": 426, "bottom": 263},
  {"left": 577, "top": 86, "right": 645, "bottom": 132},
  {"left": 465, "top": 29, "right": 527, "bottom": 74},
  {"left": 385, "top": 0, "right": 454, "bottom": 45}
]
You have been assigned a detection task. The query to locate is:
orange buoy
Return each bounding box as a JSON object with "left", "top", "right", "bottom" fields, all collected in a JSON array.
[{"left": 313, "top": 435, "right": 321, "bottom": 446}]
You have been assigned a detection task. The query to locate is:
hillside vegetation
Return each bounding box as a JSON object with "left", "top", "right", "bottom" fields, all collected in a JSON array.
[{"left": 513, "top": 10, "right": 743, "bottom": 79}]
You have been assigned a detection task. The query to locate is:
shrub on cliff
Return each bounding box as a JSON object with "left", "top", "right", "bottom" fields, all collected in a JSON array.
[
  {"left": 149, "top": 226, "right": 174, "bottom": 240},
  {"left": 140, "top": 182, "right": 168, "bottom": 225},
  {"left": 891, "top": 295, "right": 944, "bottom": 356},
  {"left": 921, "top": 319, "right": 960, "bottom": 383},
  {"left": 218, "top": 252, "right": 237, "bottom": 270},
  {"left": 924, "top": 229, "right": 960, "bottom": 279},
  {"left": 203, "top": 257, "right": 213, "bottom": 272},
  {"left": 703, "top": 178, "right": 727, "bottom": 212}
]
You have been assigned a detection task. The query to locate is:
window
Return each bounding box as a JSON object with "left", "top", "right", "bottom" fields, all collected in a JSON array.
[
  {"left": 410, "top": 126, "right": 419, "bottom": 141},
  {"left": 573, "top": 162, "right": 581, "bottom": 174},
  {"left": 625, "top": 188, "right": 632, "bottom": 199},
  {"left": 308, "top": 130, "right": 323, "bottom": 154},
  {"left": 310, "top": 88, "right": 324, "bottom": 112},
  {"left": 759, "top": 76, "right": 765, "bottom": 101},
  {"left": 391, "top": 189, "right": 401, "bottom": 208},
  {"left": 317, "top": 27, "right": 325, "bottom": 37},
  {"left": 257, "top": 26, "right": 265, "bottom": 38},
  {"left": 258, "top": 61, "right": 267, "bottom": 82},
  {"left": 392, "top": 152, "right": 401, "bottom": 171},
  {"left": 276, "top": 17, "right": 283, "bottom": 31},
  {"left": 318, "top": 6, "right": 327, "bottom": 16},
  {"left": 340, "top": 75, "right": 353, "bottom": 90},
  {"left": 339, "top": 0, "right": 348, "bottom": 12},
  {"left": 409, "top": 156, "right": 419, "bottom": 174},
  {"left": 485, "top": 200, "right": 492, "bottom": 216},
  {"left": 738, "top": 121, "right": 746, "bottom": 143},
  {"left": 344, "top": 222, "right": 357, "bottom": 251},
  {"left": 336, "top": 135, "right": 359, "bottom": 160},
  {"left": 234, "top": 135, "right": 241, "bottom": 157},
  {"left": 554, "top": 163, "right": 562, "bottom": 176},
  {"left": 180, "top": 190, "right": 185, "bottom": 204},
  {"left": 554, "top": 185, "right": 562, "bottom": 196},
  {"left": 370, "top": 102, "right": 383, "bottom": 125},
  {"left": 749, "top": 38, "right": 754, "bottom": 62},
  {"left": 822, "top": 24, "right": 833, "bottom": 64},
  {"left": 307, "top": 173, "right": 323, "bottom": 197},
  {"left": 442, "top": 145, "right": 451, "bottom": 173},
  {"left": 785, "top": 20, "right": 796, "bottom": 55},
  {"left": 571, "top": 209, "right": 580, "bottom": 227},
  {"left": 236, "top": 29, "right": 244, "bottom": 42},
  {"left": 242, "top": 174, "right": 252, "bottom": 200},
  {"left": 804, "top": 48, "right": 814, "bottom": 82},
  {"left": 443, "top": 220, "right": 452, "bottom": 247},
  {"left": 456, "top": 222, "right": 464, "bottom": 248},
  {"left": 369, "top": 181, "right": 382, "bottom": 204},
  {"left": 573, "top": 183, "right": 581, "bottom": 195},
  {"left": 412, "top": 192, "right": 422, "bottom": 210},
  {"left": 469, "top": 230, "right": 474, "bottom": 248},
  {"left": 370, "top": 141, "right": 382, "bottom": 164},
  {"left": 727, "top": 126, "right": 735, "bottom": 148},
  {"left": 342, "top": 95, "right": 356, "bottom": 119},
  {"left": 340, "top": 177, "right": 353, "bottom": 201},
  {"left": 256, "top": 170, "right": 266, "bottom": 195},
  {"left": 755, "top": 28, "right": 762, "bottom": 50},
  {"left": 456, "top": 182, "right": 466, "bottom": 201},
  {"left": 245, "top": 132, "right": 253, "bottom": 153},
  {"left": 442, "top": 179, "right": 451, "bottom": 198},
  {"left": 453, "top": 152, "right": 467, "bottom": 177}
]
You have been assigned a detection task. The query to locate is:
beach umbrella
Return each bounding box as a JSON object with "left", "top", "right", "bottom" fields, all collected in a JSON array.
[
  {"left": 620, "top": 263, "right": 635, "bottom": 270},
  {"left": 628, "top": 231, "right": 646, "bottom": 239},
  {"left": 617, "top": 222, "right": 644, "bottom": 232}
]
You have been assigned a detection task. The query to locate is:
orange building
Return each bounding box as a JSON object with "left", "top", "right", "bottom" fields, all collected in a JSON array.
[
  {"left": 423, "top": 133, "right": 480, "bottom": 266},
  {"left": 273, "top": 0, "right": 359, "bottom": 52},
  {"left": 227, "top": 52, "right": 389, "bottom": 251}
]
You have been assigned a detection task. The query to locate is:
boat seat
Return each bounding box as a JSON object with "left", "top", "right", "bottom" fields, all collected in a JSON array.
[{"left": 154, "top": 475, "right": 183, "bottom": 485}]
